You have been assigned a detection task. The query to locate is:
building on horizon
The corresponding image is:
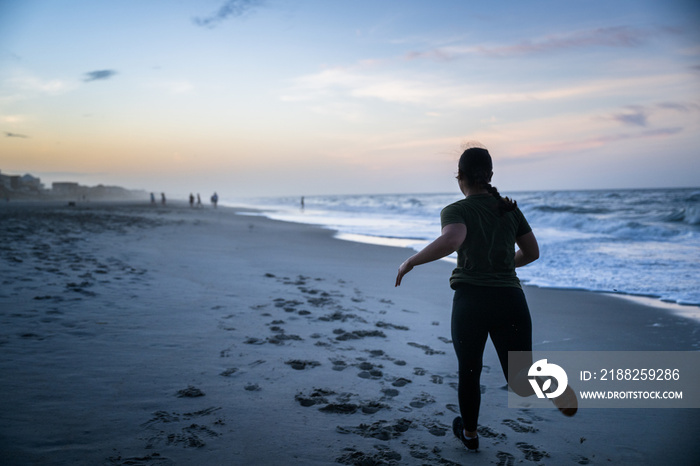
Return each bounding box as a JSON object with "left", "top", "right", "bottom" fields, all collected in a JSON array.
[
  {"left": 1, "top": 169, "right": 147, "bottom": 201},
  {"left": 1, "top": 170, "right": 45, "bottom": 197},
  {"left": 51, "top": 182, "right": 81, "bottom": 197}
]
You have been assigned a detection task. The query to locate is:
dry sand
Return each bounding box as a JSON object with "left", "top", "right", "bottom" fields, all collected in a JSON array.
[{"left": 1, "top": 201, "right": 698, "bottom": 465}]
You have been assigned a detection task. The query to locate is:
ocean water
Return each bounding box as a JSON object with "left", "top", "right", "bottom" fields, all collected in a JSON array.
[{"left": 230, "top": 188, "right": 700, "bottom": 308}]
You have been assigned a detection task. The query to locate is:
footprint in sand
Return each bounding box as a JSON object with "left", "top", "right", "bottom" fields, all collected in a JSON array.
[
  {"left": 356, "top": 361, "right": 383, "bottom": 379},
  {"left": 517, "top": 408, "right": 546, "bottom": 422},
  {"left": 243, "top": 337, "right": 265, "bottom": 345},
  {"left": 175, "top": 386, "right": 204, "bottom": 398},
  {"left": 330, "top": 359, "right": 348, "bottom": 371},
  {"left": 515, "top": 442, "right": 549, "bottom": 461},
  {"left": 267, "top": 332, "right": 303, "bottom": 345},
  {"left": 496, "top": 451, "right": 515, "bottom": 466},
  {"left": 502, "top": 418, "right": 538, "bottom": 433},
  {"left": 336, "top": 446, "right": 401, "bottom": 466},
  {"left": 285, "top": 359, "right": 321, "bottom": 370},
  {"left": 334, "top": 329, "right": 386, "bottom": 341},
  {"left": 164, "top": 424, "right": 220, "bottom": 448},
  {"left": 409, "top": 392, "right": 435, "bottom": 408},
  {"left": 407, "top": 342, "right": 445, "bottom": 355},
  {"left": 422, "top": 420, "right": 448, "bottom": 436},
  {"left": 408, "top": 444, "right": 461, "bottom": 465},
  {"left": 140, "top": 408, "right": 223, "bottom": 452},
  {"left": 336, "top": 419, "right": 413, "bottom": 441},
  {"left": 360, "top": 401, "right": 389, "bottom": 414},
  {"left": 318, "top": 311, "right": 366, "bottom": 323},
  {"left": 296, "top": 388, "right": 389, "bottom": 415},
  {"left": 319, "top": 403, "right": 359, "bottom": 414},
  {"left": 106, "top": 453, "right": 172, "bottom": 465},
  {"left": 375, "top": 321, "right": 409, "bottom": 331},
  {"left": 295, "top": 388, "right": 335, "bottom": 407},
  {"left": 357, "top": 370, "right": 383, "bottom": 379},
  {"left": 391, "top": 377, "right": 412, "bottom": 387},
  {"left": 477, "top": 425, "right": 507, "bottom": 440}
]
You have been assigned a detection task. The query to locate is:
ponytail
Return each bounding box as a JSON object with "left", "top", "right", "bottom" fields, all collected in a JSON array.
[{"left": 486, "top": 184, "right": 517, "bottom": 215}]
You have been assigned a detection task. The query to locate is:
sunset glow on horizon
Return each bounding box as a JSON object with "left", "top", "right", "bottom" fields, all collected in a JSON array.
[{"left": 1, "top": 0, "right": 699, "bottom": 199}]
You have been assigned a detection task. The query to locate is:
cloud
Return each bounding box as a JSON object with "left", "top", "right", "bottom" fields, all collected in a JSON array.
[
  {"left": 477, "top": 26, "right": 651, "bottom": 57},
  {"left": 657, "top": 101, "right": 700, "bottom": 112},
  {"left": 406, "top": 26, "right": 664, "bottom": 61},
  {"left": 503, "top": 126, "right": 684, "bottom": 161},
  {"left": 8, "top": 74, "right": 73, "bottom": 95},
  {"left": 612, "top": 109, "right": 648, "bottom": 127},
  {"left": 608, "top": 101, "right": 699, "bottom": 127},
  {"left": 281, "top": 66, "right": 461, "bottom": 111},
  {"left": 283, "top": 65, "right": 689, "bottom": 110},
  {"left": 467, "top": 101, "right": 693, "bottom": 166},
  {"left": 193, "top": 0, "right": 261, "bottom": 28},
  {"left": 4, "top": 131, "right": 29, "bottom": 138},
  {"left": 83, "top": 70, "right": 118, "bottom": 82}
]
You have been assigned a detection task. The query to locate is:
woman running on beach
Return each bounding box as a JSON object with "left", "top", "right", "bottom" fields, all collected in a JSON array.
[{"left": 395, "top": 146, "right": 576, "bottom": 452}]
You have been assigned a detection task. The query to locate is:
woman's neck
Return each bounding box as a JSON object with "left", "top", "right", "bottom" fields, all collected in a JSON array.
[
  {"left": 463, "top": 186, "right": 489, "bottom": 197},
  {"left": 467, "top": 188, "right": 488, "bottom": 196},
  {"left": 458, "top": 178, "right": 489, "bottom": 197}
]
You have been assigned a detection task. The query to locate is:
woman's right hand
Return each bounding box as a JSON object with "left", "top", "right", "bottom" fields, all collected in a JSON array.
[
  {"left": 395, "top": 258, "right": 414, "bottom": 287},
  {"left": 395, "top": 224, "right": 466, "bottom": 287}
]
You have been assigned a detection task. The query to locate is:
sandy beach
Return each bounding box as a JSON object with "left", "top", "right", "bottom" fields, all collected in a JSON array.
[{"left": 1, "top": 201, "right": 698, "bottom": 466}]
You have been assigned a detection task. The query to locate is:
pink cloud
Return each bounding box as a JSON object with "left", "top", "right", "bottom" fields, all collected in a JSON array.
[{"left": 406, "top": 26, "right": 664, "bottom": 61}]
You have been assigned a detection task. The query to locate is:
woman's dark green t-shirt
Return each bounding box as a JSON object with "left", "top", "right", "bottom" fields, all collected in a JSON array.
[{"left": 440, "top": 193, "right": 531, "bottom": 289}]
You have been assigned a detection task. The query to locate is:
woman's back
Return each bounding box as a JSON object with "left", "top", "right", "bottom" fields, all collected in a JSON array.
[{"left": 441, "top": 193, "right": 531, "bottom": 289}]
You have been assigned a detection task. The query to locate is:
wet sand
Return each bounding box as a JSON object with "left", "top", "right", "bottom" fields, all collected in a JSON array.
[{"left": 1, "top": 201, "right": 698, "bottom": 465}]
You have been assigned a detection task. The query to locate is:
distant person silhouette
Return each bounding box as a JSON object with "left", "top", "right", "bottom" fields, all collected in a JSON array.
[
  {"left": 301, "top": 196, "right": 305, "bottom": 211},
  {"left": 211, "top": 192, "right": 218, "bottom": 208},
  {"left": 189, "top": 193, "right": 194, "bottom": 208},
  {"left": 197, "top": 193, "right": 202, "bottom": 208},
  {"left": 161, "top": 193, "right": 166, "bottom": 205},
  {"left": 150, "top": 192, "right": 155, "bottom": 204}
]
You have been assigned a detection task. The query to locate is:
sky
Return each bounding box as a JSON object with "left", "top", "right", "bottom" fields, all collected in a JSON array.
[{"left": 1, "top": 0, "right": 699, "bottom": 199}]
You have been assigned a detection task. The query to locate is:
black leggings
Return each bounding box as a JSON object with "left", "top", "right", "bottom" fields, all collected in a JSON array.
[{"left": 451, "top": 284, "right": 533, "bottom": 432}]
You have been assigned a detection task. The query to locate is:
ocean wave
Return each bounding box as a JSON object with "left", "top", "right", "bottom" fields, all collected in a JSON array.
[
  {"left": 531, "top": 205, "right": 610, "bottom": 215},
  {"left": 662, "top": 209, "right": 686, "bottom": 223},
  {"left": 683, "top": 207, "right": 700, "bottom": 225},
  {"left": 656, "top": 207, "right": 700, "bottom": 227},
  {"left": 237, "top": 187, "right": 700, "bottom": 307},
  {"left": 685, "top": 191, "right": 700, "bottom": 202}
]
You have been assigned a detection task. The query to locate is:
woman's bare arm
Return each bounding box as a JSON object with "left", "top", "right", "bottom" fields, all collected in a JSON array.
[
  {"left": 514, "top": 231, "right": 539, "bottom": 268},
  {"left": 395, "top": 223, "right": 466, "bottom": 286}
]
